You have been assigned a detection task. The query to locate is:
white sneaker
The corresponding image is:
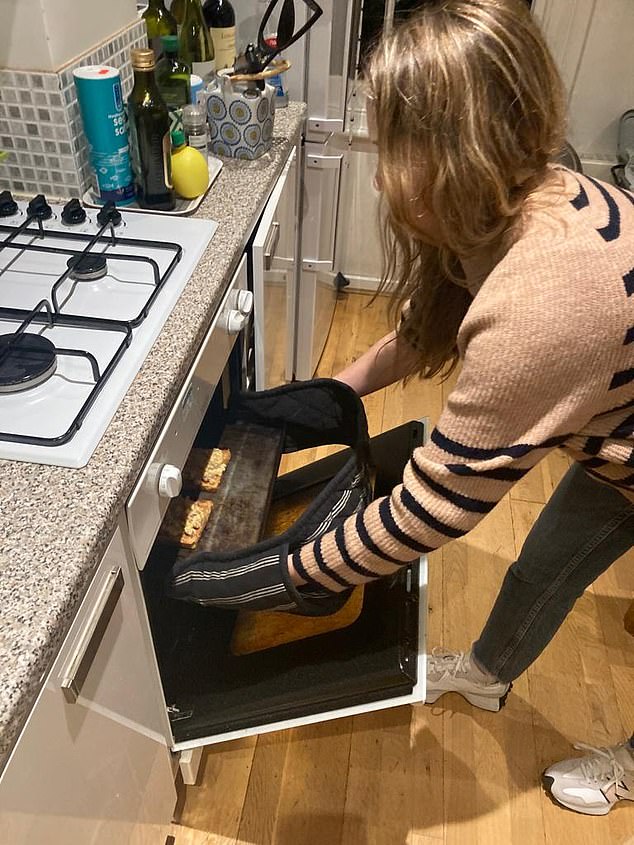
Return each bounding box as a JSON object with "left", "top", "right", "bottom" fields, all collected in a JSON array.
[
  {"left": 425, "top": 648, "right": 510, "bottom": 712},
  {"left": 543, "top": 741, "right": 634, "bottom": 816}
]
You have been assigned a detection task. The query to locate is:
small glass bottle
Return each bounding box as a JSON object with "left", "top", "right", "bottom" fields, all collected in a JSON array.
[
  {"left": 182, "top": 103, "right": 208, "bottom": 161},
  {"left": 128, "top": 48, "right": 175, "bottom": 211},
  {"left": 179, "top": 0, "right": 215, "bottom": 83},
  {"left": 156, "top": 34, "right": 191, "bottom": 124},
  {"left": 143, "top": 0, "right": 177, "bottom": 58}
]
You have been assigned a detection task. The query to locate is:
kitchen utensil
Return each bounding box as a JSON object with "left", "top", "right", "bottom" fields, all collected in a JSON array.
[{"left": 233, "top": 0, "right": 322, "bottom": 79}]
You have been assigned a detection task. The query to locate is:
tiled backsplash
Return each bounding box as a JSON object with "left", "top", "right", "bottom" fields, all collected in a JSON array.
[{"left": 0, "top": 18, "right": 147, "bottom": 199}]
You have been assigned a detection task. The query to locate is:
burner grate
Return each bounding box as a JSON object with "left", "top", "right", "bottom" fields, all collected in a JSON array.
[
  {"left": 0, "top": 199, "right": 183, "bottom": 327},
  {"left": 0, "top": 299, "right": 132, "bottom": 447}
]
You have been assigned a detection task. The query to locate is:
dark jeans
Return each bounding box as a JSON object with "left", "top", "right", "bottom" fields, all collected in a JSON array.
[{"left": 473, "top": 463, "right": 634, "bottom": 691}]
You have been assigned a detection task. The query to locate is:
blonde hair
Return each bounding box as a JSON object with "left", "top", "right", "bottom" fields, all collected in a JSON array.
[{"left": 367, "top": 0, "right": 566, "bottom": 379}]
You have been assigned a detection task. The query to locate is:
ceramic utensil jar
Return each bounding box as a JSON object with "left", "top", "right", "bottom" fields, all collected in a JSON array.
[{"left": 206, "top": 72, "right": 276, "bottom": 160}]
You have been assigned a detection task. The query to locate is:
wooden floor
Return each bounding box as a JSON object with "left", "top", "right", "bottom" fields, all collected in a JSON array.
[{"left": 172, "top": 292, "right": 634, "bottom": 845}]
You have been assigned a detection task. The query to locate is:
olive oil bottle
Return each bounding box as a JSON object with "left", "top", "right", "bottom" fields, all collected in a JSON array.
[{"left": 128, "top": 48, "right": 175, "bottom": 211}]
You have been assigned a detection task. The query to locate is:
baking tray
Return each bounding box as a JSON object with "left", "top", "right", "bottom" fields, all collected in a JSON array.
[
  {"left": 82, "top": 155, "right": 223, "bottom": 217},
  {"left": 177, "top": 422, "right": 284, "bottom": 556}
]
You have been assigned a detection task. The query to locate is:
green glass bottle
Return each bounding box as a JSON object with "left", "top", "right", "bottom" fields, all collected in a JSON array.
[
  {"left": 157, "top": 35, "right": 191, "bottom": 132},
  {"left": 128, "top": 48, "right": 175, "bottom": 211},
  {"left": 142, "top": 0, "right": 177, "bottom": 57},
  {"left": 171, "top": 0, "right": 186, "bottom": 25},
  {"left": 179, "top": 0, "right": 215, "bottom": 82}
]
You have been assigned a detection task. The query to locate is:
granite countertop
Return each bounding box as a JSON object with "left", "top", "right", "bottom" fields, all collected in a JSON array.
[{"left": 0, "top": 102, "right": 306, "bottom": 774}]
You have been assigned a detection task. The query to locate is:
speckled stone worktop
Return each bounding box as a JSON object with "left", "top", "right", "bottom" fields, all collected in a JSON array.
[{"left": 0, "top": 102, "right": 306, "bottom": 774}]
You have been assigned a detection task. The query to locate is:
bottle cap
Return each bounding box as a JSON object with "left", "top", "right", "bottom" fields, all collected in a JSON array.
[
  {"left": 171, "top": 129, "right": 186, "bottom": 147},
  {"left": 131, "top": 48, "right": 156, "bottom": 71},
  {"left": 161, "top": 35, "right": 179, "bottom": 52},
  {"left": 182, "top": 103, "right": 207, "bottom": 129}
]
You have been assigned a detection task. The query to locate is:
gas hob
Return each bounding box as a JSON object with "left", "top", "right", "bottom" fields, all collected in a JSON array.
[{"left": 0, "top": 192, "right": 217, "bottom": 468}]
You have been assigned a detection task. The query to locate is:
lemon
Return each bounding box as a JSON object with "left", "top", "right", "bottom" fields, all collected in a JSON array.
[{"left": 171, "top": 133, "right": 209, "bottom": 200}]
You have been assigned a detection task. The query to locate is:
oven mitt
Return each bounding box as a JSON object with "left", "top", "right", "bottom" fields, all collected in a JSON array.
[{"left": 167, "top": 378, "right": 371, "bottom": 615}]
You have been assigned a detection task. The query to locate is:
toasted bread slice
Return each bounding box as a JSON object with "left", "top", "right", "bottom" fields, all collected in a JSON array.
[
  {"left": 182, "top": 447, "right": 231, "bottom": 493},
  {"left": 159, "top": 497, "right": 214, "bottom": 549}
]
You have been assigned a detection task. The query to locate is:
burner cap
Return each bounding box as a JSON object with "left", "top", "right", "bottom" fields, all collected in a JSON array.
[
  {"left": 0, "top": 333, "right": 57, "bottom": 393},
  {"left": 67, "top": 253, "right": 108, "bottom": 281}
]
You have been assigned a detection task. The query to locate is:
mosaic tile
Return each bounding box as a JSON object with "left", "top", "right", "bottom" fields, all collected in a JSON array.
[{"left": 0, "top": 18, "right": 145, "bottom": 197}]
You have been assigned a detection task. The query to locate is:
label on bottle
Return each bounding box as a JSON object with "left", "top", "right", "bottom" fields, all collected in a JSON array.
[
  {"left": 211, "top": 25, "right": 236, "bottom": 70},
  {"left": 192, "top": 59, "right": 215, "bottom": 81},
  {"left": 187, "top": 132, "right": 209, "bottom": 160}
]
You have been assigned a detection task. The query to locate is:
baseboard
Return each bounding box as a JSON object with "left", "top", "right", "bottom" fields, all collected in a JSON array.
[{"left": 340, "top": 273, "right": 386, "bottom": 293}]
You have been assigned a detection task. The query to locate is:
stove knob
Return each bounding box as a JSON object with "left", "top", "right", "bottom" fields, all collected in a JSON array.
[
  {"left": 226, "top": 309, "right": 248, "bottom": 333},
  {"left": 97, "top": 201, "right": 122, "bottom": 228},
  {"left": 236, "top": 289, "right": 254, "bottom": 315},
  {"left": 27, "top": 194, "right": 52, "bottom": 220},
  {"left": 61, "top": 198, "right": 87, "bottom": 225},
  {"left": 158, "top": 464, "right": 183, "bottom": 498},
  {"left": 0, "top": 190, "right": 18, "bottom": 218}
]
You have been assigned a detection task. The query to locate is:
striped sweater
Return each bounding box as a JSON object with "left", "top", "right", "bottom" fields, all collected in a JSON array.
[{"left": 291, "top": 167, "right": 634, "bottom": 591}]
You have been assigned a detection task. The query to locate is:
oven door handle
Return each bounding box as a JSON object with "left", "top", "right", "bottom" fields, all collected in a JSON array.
[{"left": 263, "top": 221, "right": 280, "bottom": 271}]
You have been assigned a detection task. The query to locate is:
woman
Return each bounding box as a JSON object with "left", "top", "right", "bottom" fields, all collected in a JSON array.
[{"left": 173, "top": 0, "right": 634, "bottom": 815}]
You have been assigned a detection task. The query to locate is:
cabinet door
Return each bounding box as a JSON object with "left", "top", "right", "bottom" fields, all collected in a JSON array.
[
  {"left": 252, "top": 147, "right": 299, "bottom": 389},
  {"left": 0, "top": 524, "right": 175, "bottom": 845}
]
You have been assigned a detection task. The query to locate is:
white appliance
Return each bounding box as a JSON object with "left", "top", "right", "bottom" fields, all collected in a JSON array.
[
  {"left": 232, "top": 0, "right": 363, "bottom": 379},
  {"left": 0, "top": 196, "right": 218, "bottom": 467}
]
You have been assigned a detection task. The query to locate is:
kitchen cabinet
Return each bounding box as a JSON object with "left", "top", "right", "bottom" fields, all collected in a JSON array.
[
  {"left": 252, "top": 147, "right": 299, "bottom": 388},
  {"left": 0, "top": 522, "right": 175, "bottom": 845}
]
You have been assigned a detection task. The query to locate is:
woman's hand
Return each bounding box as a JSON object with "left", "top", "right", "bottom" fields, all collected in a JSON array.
[{"left": 334, "top": 330, "right": 420, "bottom": 396}]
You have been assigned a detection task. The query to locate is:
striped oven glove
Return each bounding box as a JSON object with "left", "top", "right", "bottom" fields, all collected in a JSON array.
[{"left": 167, "top": 379, "right": 372, "bottom": 616}]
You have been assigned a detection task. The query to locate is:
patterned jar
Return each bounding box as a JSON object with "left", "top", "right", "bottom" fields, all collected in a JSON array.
[{"left": 205, "top": 74, "right": 276, "bottom": 160}]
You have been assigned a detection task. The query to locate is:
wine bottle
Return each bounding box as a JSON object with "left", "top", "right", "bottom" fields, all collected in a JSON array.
[
  {"left": 170, "top": 0, "right": 186, "bottom": 25},
  {"left": 179, "top": 0, "right": 215, "bottom": 82},
  {"left": 156, "top": 34, "right": 191, "bottom": 127},
  {"left": 203, "top": 0, "right": 236, "bottom": 71},
  {"left": 128, "top": 48, "right": 175, "bottom": 211},
  {"left": 142, "top": 0, "right": 177, "bottom": 58}
]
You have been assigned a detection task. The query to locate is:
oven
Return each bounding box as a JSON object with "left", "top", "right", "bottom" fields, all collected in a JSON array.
[{"left": 124, "top": 259, "right": 428, "bottom": 758}]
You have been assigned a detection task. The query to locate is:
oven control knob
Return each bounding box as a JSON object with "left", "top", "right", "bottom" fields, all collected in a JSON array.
[
  {"left": 236, "top": 289, "right": 254, "bottom": 315},
  {"left": 61, "top": 198, "right": 87, "bottom": 225},
  {"left": 0, "top": 190, "right": 18, "bottom": 218},
  {"left": 27, "top": 194, "right": 52, "bottom": 220},
  {"left": 226, "top": 309, "right": 248, "bottom": 333},
  {"left": 158, "top": 464, "right": 182, "bottom": 498}
]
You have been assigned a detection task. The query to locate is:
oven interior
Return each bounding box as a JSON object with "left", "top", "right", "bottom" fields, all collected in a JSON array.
[{"left": 141, "top": 344, "right": 425, "bottom": 745}]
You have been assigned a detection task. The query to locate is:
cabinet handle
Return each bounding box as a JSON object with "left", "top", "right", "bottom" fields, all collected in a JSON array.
[
  {"left": 59, "top": 567, "right": 124, "bottom": 704},
  {"left": 264, "top": 221, "right": 280, "bottom": 271}
]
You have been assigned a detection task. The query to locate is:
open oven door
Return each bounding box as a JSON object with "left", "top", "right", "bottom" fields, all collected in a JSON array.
[{"left": 139, "top": 414, "right": 428, "bottom": 756}]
